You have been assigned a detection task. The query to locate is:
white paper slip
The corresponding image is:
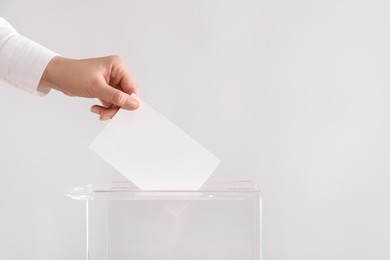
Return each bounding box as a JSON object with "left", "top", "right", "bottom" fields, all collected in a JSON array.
[{"left": 90, "top": 97, "right": 221, "bottom": 191}]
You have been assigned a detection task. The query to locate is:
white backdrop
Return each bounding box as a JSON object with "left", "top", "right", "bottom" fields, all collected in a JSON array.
[{"left": 1, "top": 0, "right": 390, "bottom": 259}]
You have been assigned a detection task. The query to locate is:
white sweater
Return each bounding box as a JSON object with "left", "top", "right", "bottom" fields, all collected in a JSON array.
[{"left": 0, "top": 17, "right": 57, "bottom": 95}]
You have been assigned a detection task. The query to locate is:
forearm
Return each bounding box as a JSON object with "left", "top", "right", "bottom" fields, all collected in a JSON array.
[{"left": 0, "top": 16, "right": 139, "bottom": 120}]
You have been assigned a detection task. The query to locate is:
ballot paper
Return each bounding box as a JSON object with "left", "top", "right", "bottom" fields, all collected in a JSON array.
[{"left": 90, "top": 97, "right": 221, "bottom": 191}]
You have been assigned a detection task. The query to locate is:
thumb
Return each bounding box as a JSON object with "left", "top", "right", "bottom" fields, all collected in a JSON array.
[{"left": 98, "top": 84, "right": 139, "bottom": 110}]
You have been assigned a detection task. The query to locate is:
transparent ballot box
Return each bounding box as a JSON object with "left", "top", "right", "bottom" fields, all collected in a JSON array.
[{"left": 65, "top": 181, "right": 261, "bottom": 260}]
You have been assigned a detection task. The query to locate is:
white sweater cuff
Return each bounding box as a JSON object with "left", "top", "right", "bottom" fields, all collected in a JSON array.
[{"left": 0, "top": 18, "right": 58, "bottom": 96}]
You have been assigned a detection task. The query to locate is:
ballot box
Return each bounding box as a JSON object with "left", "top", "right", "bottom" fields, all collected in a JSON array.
[{"left": 65, "top": 180, "right": 261, "bottom": 260}]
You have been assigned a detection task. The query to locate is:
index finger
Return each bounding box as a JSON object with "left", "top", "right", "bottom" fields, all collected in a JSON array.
[{"left": 120, "top": 71, "right": 139, "bottom": 96}]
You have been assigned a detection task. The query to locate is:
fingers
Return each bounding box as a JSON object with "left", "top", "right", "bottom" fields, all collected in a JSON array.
[
  {"left": 109, "top": 56, "right": 139, "bottom": 96},
  {"left": 99, "top": 98, "right": 111, "bottom": 107},
  {"left": 90, "top": 105, "right": 106, "bottom": 114},
  {"left": 121, "top": 73, "right": 139, "bottom": 96},
  {"left": 91, "top": 56, "right": 140, "bottom": 121},
  {"left": 91, "top": 105, "right": 120, "bottom": 121},
  {"left": 116, "top": 58, "right": 139, "bottom": 95},
  {"left": 96, "top": 83, "right": 139, "bottom": 110}
]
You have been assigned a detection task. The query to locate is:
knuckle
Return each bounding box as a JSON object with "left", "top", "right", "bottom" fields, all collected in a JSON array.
[{"left": 109, "top": 55, "right": 122, "bottom": 64}]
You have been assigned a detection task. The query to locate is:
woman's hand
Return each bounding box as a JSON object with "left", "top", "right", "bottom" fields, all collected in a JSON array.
[{"left": 39, "top": 55, "right": 139, "bottom": 120}]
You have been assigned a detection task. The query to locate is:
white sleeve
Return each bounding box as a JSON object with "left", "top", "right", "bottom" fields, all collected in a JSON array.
[{"left": 0, "top": 17, "right": 58, "bottom": 96}]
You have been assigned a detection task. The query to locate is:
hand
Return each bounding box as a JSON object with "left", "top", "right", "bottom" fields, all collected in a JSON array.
[{"left": 39, "top": 55, "right": 139, "bottom": 120}]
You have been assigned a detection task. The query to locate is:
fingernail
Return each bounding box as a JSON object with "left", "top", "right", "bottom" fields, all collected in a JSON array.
[
  {"left": 128, "top": 99, "right": 139, "bottom": 109},
  {"left": 91, "top": 107, "right": 99, "bottom": 114},
  {"left": 100, "top": 115, "right": 110, "bottom": 121}
]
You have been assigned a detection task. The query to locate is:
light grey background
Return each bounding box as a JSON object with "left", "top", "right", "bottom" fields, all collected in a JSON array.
[{"left": 1, "top": 0, "right": 390, "bottom": 259}]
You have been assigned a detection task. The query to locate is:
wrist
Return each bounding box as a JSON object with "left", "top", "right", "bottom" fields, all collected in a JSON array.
[{"left": 39, "top": 56, "right": 66, "bottom": 91}]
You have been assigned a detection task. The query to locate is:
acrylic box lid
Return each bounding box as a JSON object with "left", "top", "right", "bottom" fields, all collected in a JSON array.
[{"left": 65, "top": 180, "right": 260, "bottom": 201}]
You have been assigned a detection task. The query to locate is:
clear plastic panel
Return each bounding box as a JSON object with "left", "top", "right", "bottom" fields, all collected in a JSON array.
[{"left": 66, "top": 181, "right": 261, "bottom": 260}]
